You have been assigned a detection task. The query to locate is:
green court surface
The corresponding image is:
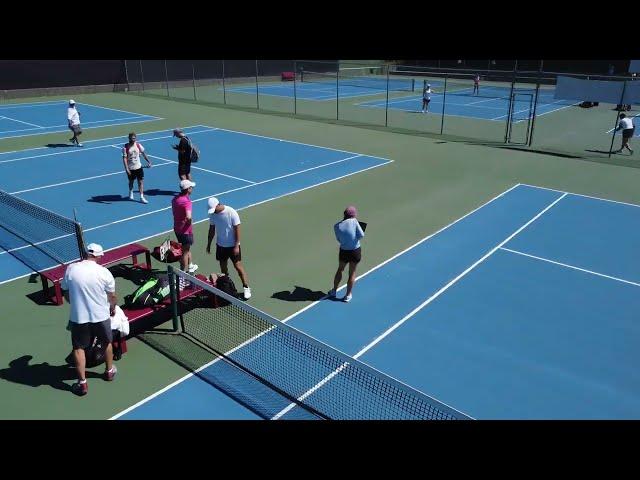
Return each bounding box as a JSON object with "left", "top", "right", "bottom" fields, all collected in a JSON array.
[{"left": 0, "top": 90, "right": 638, "bottom": 419}]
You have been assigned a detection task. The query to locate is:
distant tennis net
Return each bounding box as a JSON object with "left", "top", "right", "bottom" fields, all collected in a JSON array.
[
  {"left": 0, "top": 189, "right": 85, "bottom": 269},
  {"left": 301, "top": 70, "right": 415, "bottom": 92},
  {"left": 172, "top": 269, "right": 472, "bottom": 420}
]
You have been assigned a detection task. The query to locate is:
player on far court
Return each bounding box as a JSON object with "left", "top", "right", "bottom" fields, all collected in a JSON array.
[
  {"left": 473, "top": 74, "right": 480, "bottom": 95},
  {"left": 67, "top": 100, "right": 83, "bottom": 147},
  {"left": 422, "top": 83, "right": 434, "bottom": 113}
]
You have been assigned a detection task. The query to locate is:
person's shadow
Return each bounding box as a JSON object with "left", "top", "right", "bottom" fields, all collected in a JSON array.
[
  {"left": 45, "top": 143, "right": 75, "bottom": 148},
  {"left": 0, "top": 355, "right": 100, "bottom": 392},
  {"left": 271, "top": 286, "right": 327, "bottom": 302},
  {"left": 144, "top": 188, "right": 177, "bottom": 197},
  {"left": 88, "top": 195, "right": 129, "bottom": 204}
]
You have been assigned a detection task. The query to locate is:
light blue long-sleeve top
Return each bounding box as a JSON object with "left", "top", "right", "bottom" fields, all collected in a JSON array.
[{"left": 334, "top": 218, "right": 364, "bottom": 250}]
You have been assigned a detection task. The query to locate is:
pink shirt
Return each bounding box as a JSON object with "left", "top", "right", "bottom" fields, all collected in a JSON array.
[{"left": 172, "top": 194, "right": 193, "bottom": 234}]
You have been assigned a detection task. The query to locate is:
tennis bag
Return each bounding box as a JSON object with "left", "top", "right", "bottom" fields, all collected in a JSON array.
[
  {"left": 151, "top": 241, "right": 183, "bottom": 263},
  {"left": 213, "top": 274, "right": 238, "bottom": 306},
  {"left": 124, "top": 275, "right": 171, "bottom": 309},
  {"left": 185, "top": 135, "right": 200, "bottom": 163},
  {"left": 65, "top": 336, "right": 106, "bottom": 368}
]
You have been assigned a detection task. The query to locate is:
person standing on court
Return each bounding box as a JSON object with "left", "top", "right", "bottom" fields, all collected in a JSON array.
[
  {"left": 422, "top": 84, "right": 434, "bottom": 113},
  {"left": 172, "top": 179, "right": 198, "bottom": 285},
  {"left": 67, "top": 99, "right": 83, "bottom": 147},
  {"left": 328, "top": 205, "right": 364, "bottom": 303},
  {"left": 473, "top": 74, "right": 480, "bottom": 95},
  {"left": 61, "top": 243, "right": 118, "bottom": 396},
  {"left": 172, "top": 128, "right": 193, "bottom": 181},
  {"left": 122, "top": 132, "right": 152, "bottom": 204},
  {"left": 615, "top": 113, "right": 635, "bottom": 155},
  {"left": 206, "top": 197, "right": 251, "bottom": 300}
]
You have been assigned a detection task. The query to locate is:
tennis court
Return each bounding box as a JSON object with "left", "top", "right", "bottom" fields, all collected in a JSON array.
[
  {"left": 115, "top": 184, "right": 640, "bottom": 420},
  {"left": 0, "top": 100, "right": 160, "bottom": 140},
  {"left": 0, "top": 125, "right": 391, "bottom": 284}
]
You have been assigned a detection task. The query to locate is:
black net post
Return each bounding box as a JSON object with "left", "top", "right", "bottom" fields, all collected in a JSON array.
[
  {"left": 139, "top": 60, "right": 145, "bottom": 93},
  {"left": 385, "top": 68, "right": 390, "bottom": 127},
  {"left": 336, "top": 70, "right": 339, "bottom": 120},
  {"left": 192, "top": 63, "right": 197, "bottom": 101},
  {"left": 168, "top": 265, "right": 180, "bottom": 332},
  {"left": 164, "top": 60, "right": 170, "bottom": 97},
  {"left": 504, "top": 60, "right": 518, "bottom": 143},
  {"left": 293, "top": 61, "right": 298, "bottom": 115},
  {"left": 440, "top": 76, "right": 448, "bottom": 135},
  {"left": 255, "top": 60, "right": 260, "bottom": 110},
  {"left": 73, "top": 208, "right": 86, "bottom": 260},
  {"left": 527, "top": 60, "right": 543, "bottom": 147},
  {"left": 222, "top": 60, "right": 227, "bottom": 104},
  {"left": 608, "top": 81, "right": 628, "bottom": 158}
]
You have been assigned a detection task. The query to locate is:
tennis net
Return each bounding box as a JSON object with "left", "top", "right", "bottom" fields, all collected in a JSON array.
[
  {"left": 301, "top": 70, "right": 415, "bottom": 92},
  {"left": 172, "top": 269, "right": 472, "bottom": 420},
  {"left": 0, "top": 189, "right": 85, "bottom": 269}
]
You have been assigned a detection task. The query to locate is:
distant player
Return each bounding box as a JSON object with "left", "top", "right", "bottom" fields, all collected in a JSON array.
[
  {"left": 473, "top": 74, "right": 480, "bottom": 95},
  {"left": 122, "top": 132, "right": 152, "bottom": 204},
  {"left": 422, "top": 84, "right": 434, "bottom": 113},
  {"left": 615, "top": 113, "right": 635, "bottom": 155},
  {"left": 67, "top": 100, "right": 83, "bottom": 147}
]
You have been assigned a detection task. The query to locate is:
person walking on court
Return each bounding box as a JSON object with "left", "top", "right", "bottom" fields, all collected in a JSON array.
[
  {"left": 172, "top": 179, "right": 199, "bottom": 285},
  {"left": 422, "top": 84, "right": 434, "bottom": 113},
  {"left": 328, "top": 205, "right": 364, "bottom": 303},
  {"left": 67, "top": 99, "right": 83, "bottom": 147},
  {"left": 61, "top": 243, "right": 118, "bottom": 396},
  {"left": 473, "top": 74, "right": 480, "bottom": 95},
  {"left": 206, "top": 197, "right": 251, "bottom": 300},
  {"left": 615, "top": 113, "right": 635, "bottom": 155},
  {"left": 122, "top": 132, "right": 152, "bottom": 204},
  {"left": 172, "top": 128, "right": 194, "bottom": 181}
]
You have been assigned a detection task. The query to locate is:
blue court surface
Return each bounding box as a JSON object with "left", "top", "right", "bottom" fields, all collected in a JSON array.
[
  {"left": 226, "top": 80, "right": 405, "bottom": 101},
  {"left": 0, "top": 100, "right": 160, "bottom": 140},
  {"left": 113, "top": 184, "right": 640, "bottom": 420},
  {"left": 0, "top": 125, "right": 391, "bottom": 285},
  {"left": 357, "top": 86, "right": 576, "bottom": 121}
]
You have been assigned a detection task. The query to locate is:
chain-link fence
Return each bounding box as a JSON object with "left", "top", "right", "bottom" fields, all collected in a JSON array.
[{"left": 123, "top": 60, "right": 639, "bottom": 165}]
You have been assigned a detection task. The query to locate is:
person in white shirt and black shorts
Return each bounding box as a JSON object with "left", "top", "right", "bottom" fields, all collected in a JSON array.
[
  {"left": 206, "top": 196, "right": 251, "bottom": 300},
  {"left": 615, "top": 113, "right": 635, "bottom": 155},
  {"left": 122, "top": 132, "right": 152, "bottom": 204},
  {"left": 422, "top": 84, "right": 434, "bottom": 113},
  {"left": 67, "top": 99, "right": 83, "bottom": 147}
]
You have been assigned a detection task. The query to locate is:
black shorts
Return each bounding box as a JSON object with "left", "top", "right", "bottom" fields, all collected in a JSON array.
[
  {"left": 128, "top": 168, "right": 144, "bottom": 181},
  {"left": 339, "top": 247, "right": 361, "bottom": 264},
  {"left": 69, "top": 124, "right": 82, "bottom": 135},
  {"left": 175, "top": 232, "right": 194, "bottom": 246},
  {"left": 622, "top": 128, "right": 635, "bottom": 139},
  {"left": 71, "top": 319, "right": 112, "bottom": 350},
  {"left": 178, "top": 161, "right": 191, "bottom": 176},
  {"left": 423, "top": 98, "right": 431, "bottom": 104},
  {"left": 216, "top": 244, "right": 241, "bottom": 262}
]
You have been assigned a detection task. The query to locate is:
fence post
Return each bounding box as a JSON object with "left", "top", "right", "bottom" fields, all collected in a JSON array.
[
  {"left": 192, "top": 63, "right": 197, "bottom": 101},
  {"left": 608, "top": 81, "right": 627, "bottom": 158},
  {"left": 139, "top": 60, "right": 145, "bottom": 93},
  {"left": 255, "top": 60, "right": 260, "bottom": 110},
  {"left": 293, "top": 61, "right": 298, "bottom": 115},
  {"left": 440, "top": 76, "right": 447, "bottom": 135},
  {"left": 385, "top": 68, "right": 390, "bottom": 127},
  {"left": 123, "top": 60, "right": 130, "bottom": 91},
  {"left": 527, "top": 59, "right": 543, "bottom": 147},
  {"left": 336, "top": 69, "right": 339, "bottom": 120},
  {"left": 222, "top": 60, "right": 227, "bottom": 105},
  {"left": 504, "top": 60, "right": 518, "bottom": 143},
  {"left": 164, "top": 60, "right": 170, "bottom": 97}
]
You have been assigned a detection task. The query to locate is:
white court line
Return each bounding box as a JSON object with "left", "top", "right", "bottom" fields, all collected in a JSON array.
[
  {"left": 144, "top": 153, "right": 256, "bottom": 184},
  {"left": 0, "top": 100, "right": 67, "bottom": 109},
  {"left": 500, "top": 247, "right": 640, "bottom": 287},
  {"left": 521, "top": 183, "right": 640, "bottom": 209},
  {"left": 272, "top": 190, "right": 567, "bottom": 420},
  {"left": 0, "top": 115, "right": 158, "bottom": 135},
  {"left": 0, "top": 117, "right": 164, "bottom": 141},
  {"left": 0, "top": 128, "right": 216, "bottom": 165},
  {"left": 0, "top": 115, "right": 43, "bottom": 128},
  {"left": 9, "top": 161, "right": 174, "bottom": 195}
]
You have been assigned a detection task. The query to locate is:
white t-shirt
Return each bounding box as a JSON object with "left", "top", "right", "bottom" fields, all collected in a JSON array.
[
  {"left": 423, "top": 88, "right": 433, "bottom": 100},
  {"left": 123, "top": 142, "right": 145, "bottom": 170},
  {"left": 208, "top": 206, "right": 241, "bottom": 247},
  {"left": 619, "top": 117, "right": 634, "bottom": 130},
  {"left": 67, "top": 107, "right": 80, "bottom": 126},
  {"left": 61, "top": 260, "right": 116, "bottom": 324}
]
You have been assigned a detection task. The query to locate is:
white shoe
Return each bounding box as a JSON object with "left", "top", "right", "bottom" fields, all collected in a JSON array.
[
  {"left": 140, "top": 196, "right": 148, "bottom": 204},
  {"left": 187, "top": 263, "right": 198, "bottom": 273},
  {"left": 128, "top": 191, "right": 134, "bottom": 200},
  {"left": 327, "top": 289, "right": 336, "bottom": 298},
  {"left": 343, "top": 294, "right": 352, "bottom": 303},
  {"left": 77, "top": 143, "right": 83, "bottom": 147},
  {"left": 243, "top": 286, "right": 252, "bottom": 300}
]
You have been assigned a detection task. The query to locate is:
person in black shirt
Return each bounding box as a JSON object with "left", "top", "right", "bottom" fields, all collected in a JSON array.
[{"left": 172, "top": 128, "right": 193, "bottom": 181}]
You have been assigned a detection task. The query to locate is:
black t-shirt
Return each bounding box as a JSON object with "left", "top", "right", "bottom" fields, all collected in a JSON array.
[{"left": 177, "top": 137, "right": 191, "bottom": 163}]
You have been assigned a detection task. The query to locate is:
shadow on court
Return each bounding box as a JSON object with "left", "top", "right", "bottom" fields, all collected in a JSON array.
[
  {"left": 45, "top": 143, "right": 76, "bottom": 148},
  {"left": 144, "top": 188, "right": 177, "bottom": 197},
  {"left": 272, "top": 286, "right": 326, "bottom": 302},
  {"left": 88, "top": 194, "right": 129, "bottom": 204},
  {"left": 0, "top": 355, "right": 101, "bottom": 392}
]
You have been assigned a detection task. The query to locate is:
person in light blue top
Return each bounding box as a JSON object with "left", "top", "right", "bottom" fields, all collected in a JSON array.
[{"left": 328, "top": 205, "right": 365, "bottom": 303}]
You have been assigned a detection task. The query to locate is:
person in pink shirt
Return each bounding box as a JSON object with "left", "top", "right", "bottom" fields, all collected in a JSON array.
[{"left": 171, "top": 180, "right": 198, "bottom": 283}]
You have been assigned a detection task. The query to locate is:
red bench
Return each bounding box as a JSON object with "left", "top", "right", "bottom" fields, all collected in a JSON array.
[
  {"left": 281, "top": 71, "right": 295, "bottom": 81},
  {"left": 40, "top": 243, "right": 152, "bottom": 306}
]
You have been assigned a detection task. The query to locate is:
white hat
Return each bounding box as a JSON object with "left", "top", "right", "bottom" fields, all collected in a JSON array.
[
  {"left": 69, "top": 99, "right": 76, "bottom": 104},
  {"left": 86, "top": 243, "right": 104, "bottom": 257},
  {"left": 179, "top": 179, "right": 196, "bottom": 190},
  {"left": 207, "top": 197, "right": 219, "bottom": 214}
]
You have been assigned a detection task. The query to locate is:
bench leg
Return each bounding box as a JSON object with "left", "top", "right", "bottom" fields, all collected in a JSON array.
[
  {"left": 145, "top": 251, "right": 151, "bottom": 270},
  {"left": 131, "top": 252, "right": 138, "bottom": 268},
  {"left": 54, "top": 280, "right": 63, "bottom": 306}
]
